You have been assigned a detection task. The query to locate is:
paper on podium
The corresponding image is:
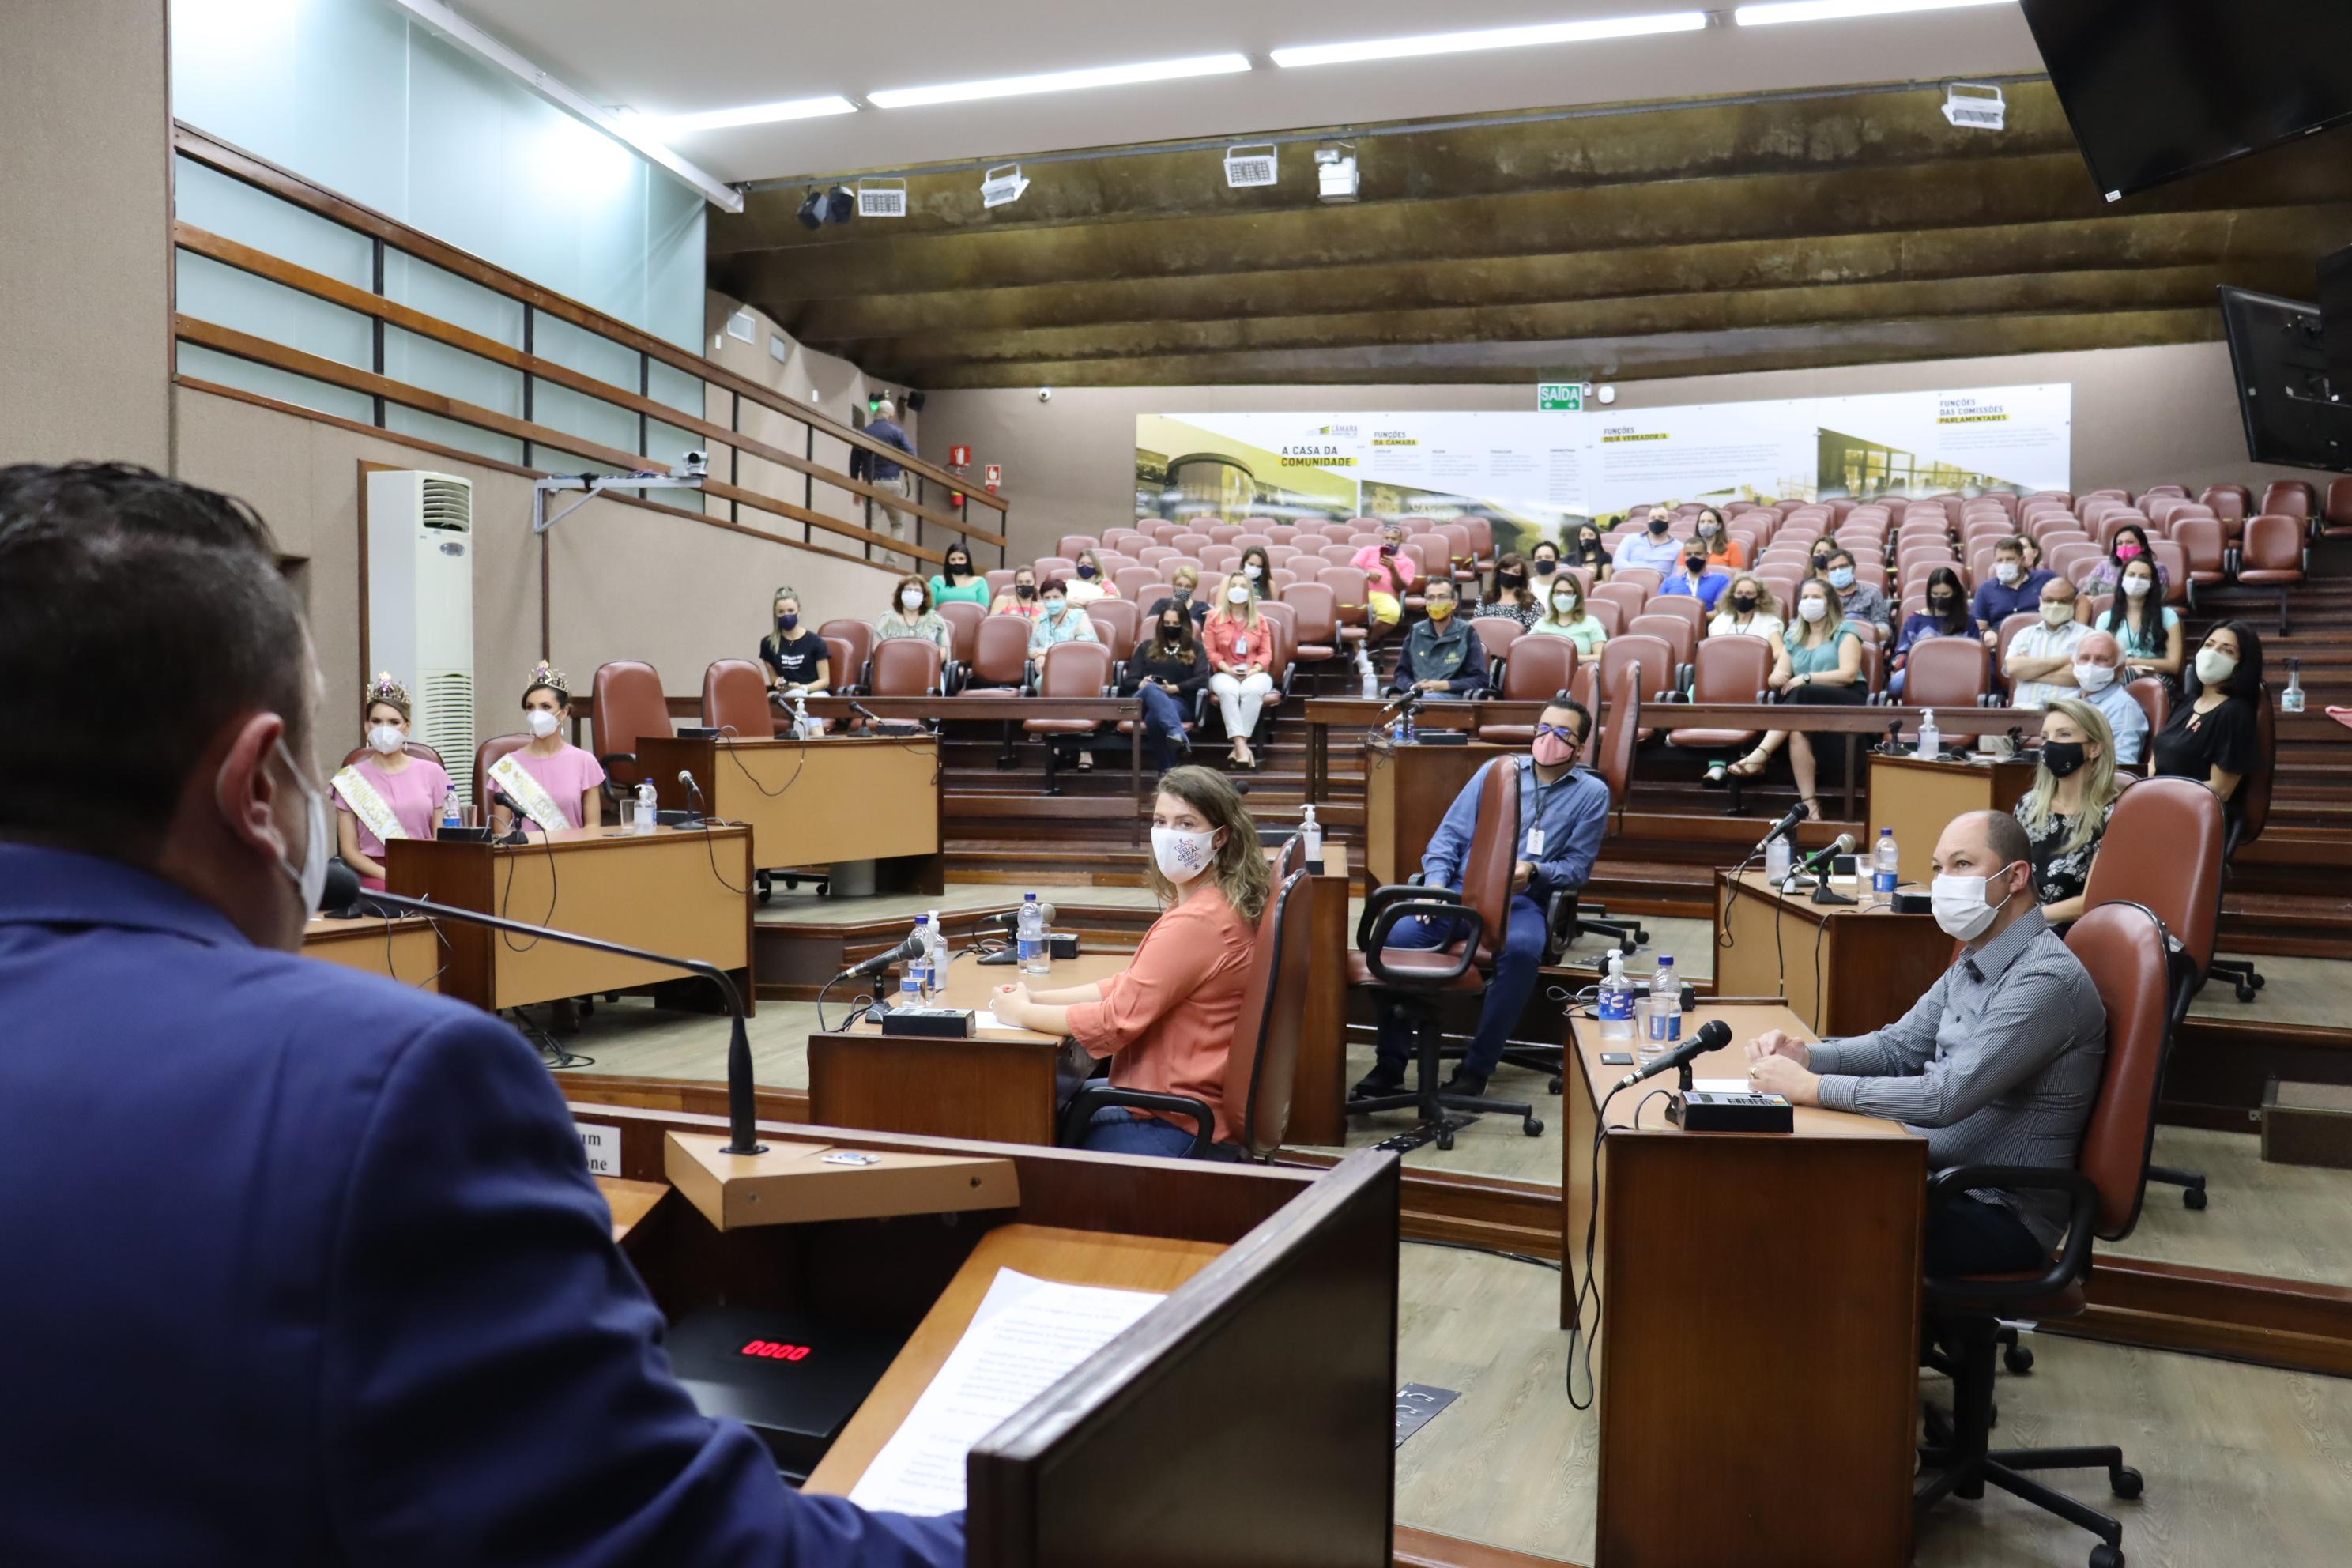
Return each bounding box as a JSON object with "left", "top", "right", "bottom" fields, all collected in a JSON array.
[{"left": 846, "top": 1268, "right": 1164, "bottom": 1516}]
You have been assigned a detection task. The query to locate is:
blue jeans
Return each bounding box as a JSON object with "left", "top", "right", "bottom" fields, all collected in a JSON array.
[
  {"left": 1077, "top": 1105, "right": 1208, "bottom": 1158},
  {"left": 1136, "top": 682, "right": 1189, "bottom": 771},
  {"left": 1374, "top": 891, "right": 1548, "bottom": 1079}
]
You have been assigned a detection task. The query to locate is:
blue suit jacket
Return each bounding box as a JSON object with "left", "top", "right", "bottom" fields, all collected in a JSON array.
[{"left": 0, "top": 844, "right": 961, "bottom": 1567}]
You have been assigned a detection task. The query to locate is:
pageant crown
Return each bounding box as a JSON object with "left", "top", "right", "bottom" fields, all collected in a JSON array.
[
  {"left": 364, "top": 670, "right": 412, "bottom": 710},
  {"left": 527, "top": 659, "right": 570, "bottom": 694}
]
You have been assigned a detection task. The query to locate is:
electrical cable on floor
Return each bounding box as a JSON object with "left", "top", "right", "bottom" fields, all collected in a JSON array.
[{"left": 1403, "top": 1238, "right": 1561, "bottom": 1272}]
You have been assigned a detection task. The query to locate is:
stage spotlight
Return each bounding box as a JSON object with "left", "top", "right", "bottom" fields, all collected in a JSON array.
[
  {"left": 981, "top": 163, "right": 1031, "bottom": 208},
  {"left": 796, "top": 187, "right": 825, "bottom": 229},
  {"left": 1315, "top": 143, "right": 1359, "bottom": 202},
  {"left": 825, "top": 185, "right": 857, "bottom": 224}
]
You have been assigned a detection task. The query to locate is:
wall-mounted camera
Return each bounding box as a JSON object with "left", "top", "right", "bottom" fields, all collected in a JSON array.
[
  {"left": 1038, "top": 386, "right": 1054, "bottom": 404},
  {"left": 681, "top": 450, "right": 710, "bottom": 479}
]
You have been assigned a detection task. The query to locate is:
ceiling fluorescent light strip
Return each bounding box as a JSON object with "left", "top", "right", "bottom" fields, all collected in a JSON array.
[
  {"left": 654, "top": 96, "right": 858, "bottom": 134},
  {"left": 1273, "top": 11, "right": 1709, "bottom": 68},
  {"left": 1734, "top": 0, "right": 2009, "bottom": 26},
  {"left": 869, "top": 52, "right": 1252, "bottom": 109}
]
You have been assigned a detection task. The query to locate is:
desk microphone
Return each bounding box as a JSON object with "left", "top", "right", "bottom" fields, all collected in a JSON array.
[
  {"left": 1788, "top": 832, "right": 1856, "bottom": 880},
  {"left": 833, "top": 927, "right": 927, "bottom": 984},
  {"left": 975, "top": 900, "right": 1056, "bottom": 933},
  {"left": 1750, "top": 801, "right": 1809, "bottom": 856},
  {"left": 320, "top": 862, "right": 765, "bottom": 1156},
  {"left": 1377, "top": 687, "right": 1424, "bottom": 719},
  {"left": 1615, "top": 1019, "right": 1732, "bottom": 1091},
  {"left": 677, "top": 769, "right": 708, "bottom": 816}
]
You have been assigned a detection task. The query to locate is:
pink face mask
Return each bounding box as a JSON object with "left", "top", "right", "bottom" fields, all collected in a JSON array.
[
  {"left": 1532, "top": 729, "right": 1578, "bottom": 767},
  {"left": 2115, "top": 541, "right": 2143, "bottom": 560}
]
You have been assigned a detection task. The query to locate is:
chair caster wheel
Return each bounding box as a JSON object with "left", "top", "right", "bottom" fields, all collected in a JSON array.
[
  {"left": 2003, "top": 1343, "right": 2036, "bottom": 1375},
  {"left": 756, "top": 872, "right": 773, "bottom": 905},
  {"left": 1522, "top": 1117, "right": 1544, "bottom": 1136},
  {"left": 2183, "top": 1186, "right": 2208, "bottom": 1210},
  {"left": 2090, "top": 1544, "right": 2124, "bottom": 1568},
  {"left": 1633, "top": 927, "right": 1650, "bottom": 945},
  {"left": 1618, "top": 936, "right": 1637, "bottom": 956},
  {"left": 2235, "top": 985, "right": 2257, "bottom": 1003},
  {"left": 2251, "top": 974, "right": 2267, "bottom": 991},
  {"left": 1437, "top": 1130, "right": 1455, "bottom": 1152},
  {"left": 2110, "top": 1466, "right": 2143, "bottom": 1501},
  {"left": 1547, "top": 1076, "right": 1565, "bottom": 1094}
]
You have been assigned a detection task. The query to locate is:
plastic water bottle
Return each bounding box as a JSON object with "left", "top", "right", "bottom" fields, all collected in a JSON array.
[
  {"left": 1358, "top": 647, "right": 1379, "bottom": 701},
  {"left": 1764, "top": 831, "right": 1793, "bottom": 883},
  {"left": 1916, "top": 708, "right": 1940, "bottom": 760},
  {"left": 2282, "top": 658, "right": 2305, "bottom": 715},
  {"left": 1017, "top": 892, "right": 1049, "bottom": 977},
  {"left": 634, "top": 778, "right": 658, "bottom": 835},
  {"left": 1598, "top": 956, "right": 1635, "bottom": 1042},
  {"left": 922, "top": 910, "right": 948, "bottom": 997},
  {"left": 1874, "top": 827, "right": 1900, "bottom": 897},
  {"left": 1645, "top": 955, "right": 1682, "bottom": 1060},
  {"left": 1298, "top": 805, "right": 1321, "bottom": 865},
  {"left": 1400, "top": 705, "right": 1418, "bottom": 745},
  {"left": 441, "top": 784, "right": 462, "bottom": 831},
  {"left": 902, "top": 915, "right": 931, "bottom": 1002}
]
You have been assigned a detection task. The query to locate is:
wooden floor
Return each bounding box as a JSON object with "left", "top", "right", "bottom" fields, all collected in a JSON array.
[
  {"left": 2109, "top": 1125, "right": 2352, "bottom": 1288},
  {"left": 1394, "top": 1248, "right": 2352, "bottom": 1567}
]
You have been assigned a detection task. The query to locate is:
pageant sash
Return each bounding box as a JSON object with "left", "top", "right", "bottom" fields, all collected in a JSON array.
[
  {"left": 488, "top": 752, "right": 571, "bottom": 831},
  {"left": 330, "top": 765, "right": 407, "bottom": 846}
]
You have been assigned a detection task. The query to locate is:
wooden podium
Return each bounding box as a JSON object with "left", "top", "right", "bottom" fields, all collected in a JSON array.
[
  {"left": 1866, "top": 752, "right": 2036, "bottom": 884},
  {"left": 574, "top": 1100, "right": 1402, "bottom": 1566},
  {"left": 1713, "top": 869, "right": 1952, "bottom": 1037},
  {"left": 642, "top": 733, "right": 943, "bottom": 893},
  {"left": 384, "top": 825, "right": 753, "bottom": 1014},
  {"left": 1562, "top": 1003, "right": 1925, "bottom": 1566},
  {"left": 1363, "top": 737, "right": 1507, "bottom": 887}
]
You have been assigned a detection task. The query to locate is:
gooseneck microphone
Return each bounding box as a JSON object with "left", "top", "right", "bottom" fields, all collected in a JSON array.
[
  {"left": 1791, "top": 831, "right": 1856, "bottom": 879},
  {"left": 322, "top": 862, "right": 765, "bottom": 1157},
  {"left": 1751, "top": 801, "right": 1809, "bottom": 856},
  {"left": 1615, "top": 1019, "right": 1732, "bottom": 1092},
  {"left": 834, "top": 928, "right": 927, "bottom": 984}
]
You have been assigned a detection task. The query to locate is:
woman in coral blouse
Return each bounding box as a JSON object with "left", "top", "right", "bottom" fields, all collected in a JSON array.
[{"left": 989, "top": 766, "right": 1268, "bottom": 1158}]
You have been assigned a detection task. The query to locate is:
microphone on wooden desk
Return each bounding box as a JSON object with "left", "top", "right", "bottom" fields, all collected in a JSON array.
[
  {"left": 1751, "top": 801, "right": 1809, "bottom": 857},
  {"left": 319, "top": 862, "right": 766, "bottom": 1156},
  {"left": 1614, "top": 1018, "right": 1732, "bottom": 1093}
]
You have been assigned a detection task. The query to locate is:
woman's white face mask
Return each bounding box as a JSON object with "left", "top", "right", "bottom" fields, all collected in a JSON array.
[
  {"left": 900, "top": 590, "right": 923, "bottom": 612},
  {"left": 526, "top": 707, "right": 560, "bottom": 739},
  {"left": 367, "top": 725, "right": 404, "bottom": 756},
  {"left": 1151, "top": 824, "right": 1219, "bottom": 883}
]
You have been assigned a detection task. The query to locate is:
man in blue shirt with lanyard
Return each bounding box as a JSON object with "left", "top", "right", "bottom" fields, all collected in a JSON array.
[
  {"left": 0, "top": 464, "right": 959, "bottom": 1567},
  {"left": 1353, "top": 699, "right": 1611, "bottom": 1100}
]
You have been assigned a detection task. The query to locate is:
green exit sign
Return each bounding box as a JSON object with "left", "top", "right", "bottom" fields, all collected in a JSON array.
[{"left": 1537, "top": 382, "right": 1585, "bottom": 411}]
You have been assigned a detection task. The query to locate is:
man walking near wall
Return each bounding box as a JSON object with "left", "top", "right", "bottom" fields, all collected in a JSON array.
[{"left": 865, "top": 398, "right": 918, "bottom": 569}]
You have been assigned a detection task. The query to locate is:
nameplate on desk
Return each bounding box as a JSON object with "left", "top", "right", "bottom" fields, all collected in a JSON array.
[
  {"left": 663, "top": 1133, "right": 1019, "bottom": 1231},
  {"left": 575, "top": 1121, "right": 623, "bottom": 1176},
  {"left": 1670, "top": 1091, "right": 1795, "bottom": 1133},
  {"left": 879, "top": 1007, "right": 976, "bottom": 1038}
]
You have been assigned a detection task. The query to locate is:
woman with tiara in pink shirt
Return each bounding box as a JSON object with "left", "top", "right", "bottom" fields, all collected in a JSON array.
[
  {"left": 332, "top": 673, "right": 456, "bottom": 891},
  {"left": 488, "top": 662, "right": 607, "bottom": 835}
]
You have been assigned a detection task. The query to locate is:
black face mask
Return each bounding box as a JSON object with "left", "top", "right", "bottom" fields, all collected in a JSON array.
[
  {"left": 1683, "top": 556, "right": 1707, "bottom": 574},
  {"left": 1499, "top": 571, "right": 1525, "bottom": 589},
  {"left": 777, "top": 612, "right": 799, "bottom": 631},
  {"left": 1732, "top": 595, "right": 1758, "bottom": 613},
  {"left": 944, "top": 560, "right": 968, "bottom": 578},
  {"left": 1174, "top": 584, "right": 1193, "bottom": 601},
  {"left": 1928, "top": 596, "right": 1954, "bottom": 614},
  {"left": 1577, "top": 539, "right": 1600, "bottom": 556},
  {"left": 2041, "top": 739, "right": 2088, "bottom": 779},
  {"left": 1015, "top": 582, "right": 1036, "bottom": 600},
  {"left": 1648, "top": 518, "right": 1670, "bottom": 536},
  {"left": 1161, "top": 624, "right": 1184, "bottom": 643},
  {"left": 1533, "top": 558, "right": 1558, "bottom": 575}
]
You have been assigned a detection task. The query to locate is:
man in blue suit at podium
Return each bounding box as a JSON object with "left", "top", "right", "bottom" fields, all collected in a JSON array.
[{"left": 0, "top": 464, "right": 960, "bottom": 1566}]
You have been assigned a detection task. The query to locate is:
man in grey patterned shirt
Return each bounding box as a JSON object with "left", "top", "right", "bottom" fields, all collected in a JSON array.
[{"left": 1746, "top": 809, "right": 2108, "bottom": 1275}]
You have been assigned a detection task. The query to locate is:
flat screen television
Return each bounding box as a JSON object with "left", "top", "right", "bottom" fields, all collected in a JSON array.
[
  {"left": 2218, "top": 287, "right": 2350, "bottom": 475},
  {"left": 2018, "top": 1, "right": 2352, "bottom": 200}
]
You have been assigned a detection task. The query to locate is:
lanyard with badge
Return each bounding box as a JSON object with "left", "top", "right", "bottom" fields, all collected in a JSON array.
[{"left": 1523, "top": 767, "right": 1559, "bottom": 859}]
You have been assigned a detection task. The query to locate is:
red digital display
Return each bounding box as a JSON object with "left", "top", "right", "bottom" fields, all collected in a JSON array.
[{"left": 739, "top": 1339, "right": 813, "bottom": 1363}]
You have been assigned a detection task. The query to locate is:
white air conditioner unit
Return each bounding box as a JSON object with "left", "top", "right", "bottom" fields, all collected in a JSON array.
[{"left": 365, "top": 469, "right": 477, "bottom": 801}]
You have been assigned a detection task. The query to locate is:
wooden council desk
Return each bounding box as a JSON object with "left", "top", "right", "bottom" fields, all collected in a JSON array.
[
  {"left": 641, "top": 733, "right": 943, "bottom": 893},
  {"left": 301, "top": 913, "right": 443, "bottom": 991},
  {"left": 1363, "top": 737, "right": 1509, "bottom": 887},
  {"left": 1562, "top": 1001, "right": 1925, "bottom": 1567},
  {"left": 384, "top": 824, "right": 753, "bottom": 1015},
  {"left": 1713, "top": 868, "right": 1952, "bottom": 1037},
  {"left": 1866, "top": 752, "right": 2036, "bottom": 884}
]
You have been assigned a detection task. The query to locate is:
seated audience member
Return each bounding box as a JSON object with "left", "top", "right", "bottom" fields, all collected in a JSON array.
[
  {"left": 1351, "top": 700, "right": 1609, "bottom": 1101},
  {"left": 1476, "top": 552, "right": 1540, "bottom": 628},
  {"left": 1613, "top": 509, "right": 1683, "bottom": 574},
  {"left": 2151, "top": 620, "right": 2264, "bottom": 821},
  {"left": 489, "top": 663, "right": 605, "bottom": 834},
  {"left": 1726, "top": 579, "right": 1864, "bottom": 820},
  {"left": 0, "top": 462, "right": 960, "bottom": 1565},
  {"left": 1747, "top": 809, "right": 2108, "bottom": 1276},
  {"left": 2017, "top": 534, "right": 2047, "bottom": 576},
  {"left": 1351, "top": 522, "right": 1418, "bottom": 629},
  {"left": 2084, "top": 523, "right": 2165, "bottom": 601},
  {"left": 1027, "top": 576, "right": 1101, "bottom": 656},
  {"left": 1529, "top": 571, "right": 1608, "bottom": 657},
  {"left": 1694, "top": 507, "right": 1744, "bottom": 568},
  {"left": 991, "top": 564, "right": 1043, "bottom": 620},
  {"left": 760, "top": 586, "right": 830, "bottom": 699},
  {"left": 1065, "top": 548, "right": 1119, "bottom": 605},
  {"left": 1127, "top": 604, "right": 1208, "bottom": 773},
  {"left": 1707, "top": 574, "right": 1785, "bottom": 642},
  {"left": 334, "top": 673, "right": 455, "bottom": 891},
  {"left": 990, "top": 767, "right": 1267, "bottom": 1159},
  {"left": 877, "top": 575, "right": 954, "bottom": 657},
  {"left": 1888, "top": 567, "right": 1980, "bottom": 699},
  {"left": 1149, "top": 562, "right": 1209, "bottom": 627},
  {"left": 2067, "top": 631, "right": 2150, "bottom": 767},
  {"left": 1234, "top": 545, "right": 1276, "bottom": 601},
  {"left": 1969, "top": 535, "right": 2052, "bottom": 644},
  {"left": 1564, "top": 523, "right": 1610, "bottom": 582},
  {"left": 929, "top": 544, "right": 990, "bottom": 609},
  {"left": 1659, "top": 541, "right": 1733, "bottom": 612},
  {"left": 2012, "top": 698, "right": 2125, "bottom": 930},
  {"left": 2100, "top": 555, "right": 2183, "bottom": 688},
  {"left": 1202, "top": 573, "right": 1273, "bottom": 769},
  {"left": 1806, "top": 538, "right": 1837, "bottom": 579},
  {"left": 2003, "top": 576, "right": 2089, "bottom": 710},
  {"left": 1389, "top": 578, "right": 1488, "bottom": 699},
  {"left": 1823, "top": 548, "right": 1891, "bottom": 631}
]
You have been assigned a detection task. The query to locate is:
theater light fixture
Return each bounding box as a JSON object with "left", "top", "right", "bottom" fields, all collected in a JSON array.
[
  {"left": 980, "top": 164, "right": 1031, "bottom": 209},
  {"left": 1315, "top": 144, "right": 1359, "bottom": 203},
  {"left": 1274, "top": 11, "right": 1708, "bottom": 68},
  {"left": 1223, "top": 145, "right": 1279, "bottom": 188},
  {"left": 857, "top": 179, "right": 909, "bottom": 217},
  {"left": 795, "top": 187, "right": 826, "bottom": 230},
  {"left": 869, "top": 52, "right": 1252, "bottom": 109},
  {"left": 1734, "top": 0, "right": 2007, "bottom": 25},
  {"left": 824, "top": 185, "right": 858, "bottom": 224},
  {"left": 1942, "top": 82, "right": 2006, "bottom": 130},
  {"left": 648, "top": 96, "right": 858, "bottom": 135}
]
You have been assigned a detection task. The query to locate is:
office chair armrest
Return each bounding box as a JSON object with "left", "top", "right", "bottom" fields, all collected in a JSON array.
[
  {"left": 1921, "top": 1163, "right": 2099, "bottom": 1302},
  {"left": 944, "top": 660, "right": 966, "bottom": 695},
  {"left": 1359, "top": 897, "right": 1484, "bottom": 986},
  {"left": 1055, "top": 1085, "right": 1218, "bottom": 1157},
  {"left": 1355, "top": 880, "right": 1453, "bottom": 949},
  {"left": 595, "top": 750, "right": 639, "bottom": 775},
  {"left": 1543, "top": 886, "right": 1577, "bottom": 961}
]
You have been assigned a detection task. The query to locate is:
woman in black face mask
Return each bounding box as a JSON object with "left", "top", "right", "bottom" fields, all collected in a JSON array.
[
  {"left": 930, "top": 546, "right": 989, "bottom": 609},
  {"left": 992, "top": 567, "right": 1042, "bottom": 620},
  {"left": 759, "top": 588, "right": 831, "bottom": 699},
  {"left": 1568, "top": 525, "right": 1609, "bottom": 582},
  {"left": 2011, "top": 697, "right": 2122, "bottom": 931},
  {"left": 1476, "top": 552, "right": 1540, "bottom": 628},
  {"left": 1886, "top": 565, "right": 1981, "bottom": 700},
  {"left": 1125, "top": 607, "right": 1208, "bottom": 772}
]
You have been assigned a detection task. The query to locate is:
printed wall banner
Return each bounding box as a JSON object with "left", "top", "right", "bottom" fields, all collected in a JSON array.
[{"left": 1136, "top": 386, "right": 2070, "bottom": 559}]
